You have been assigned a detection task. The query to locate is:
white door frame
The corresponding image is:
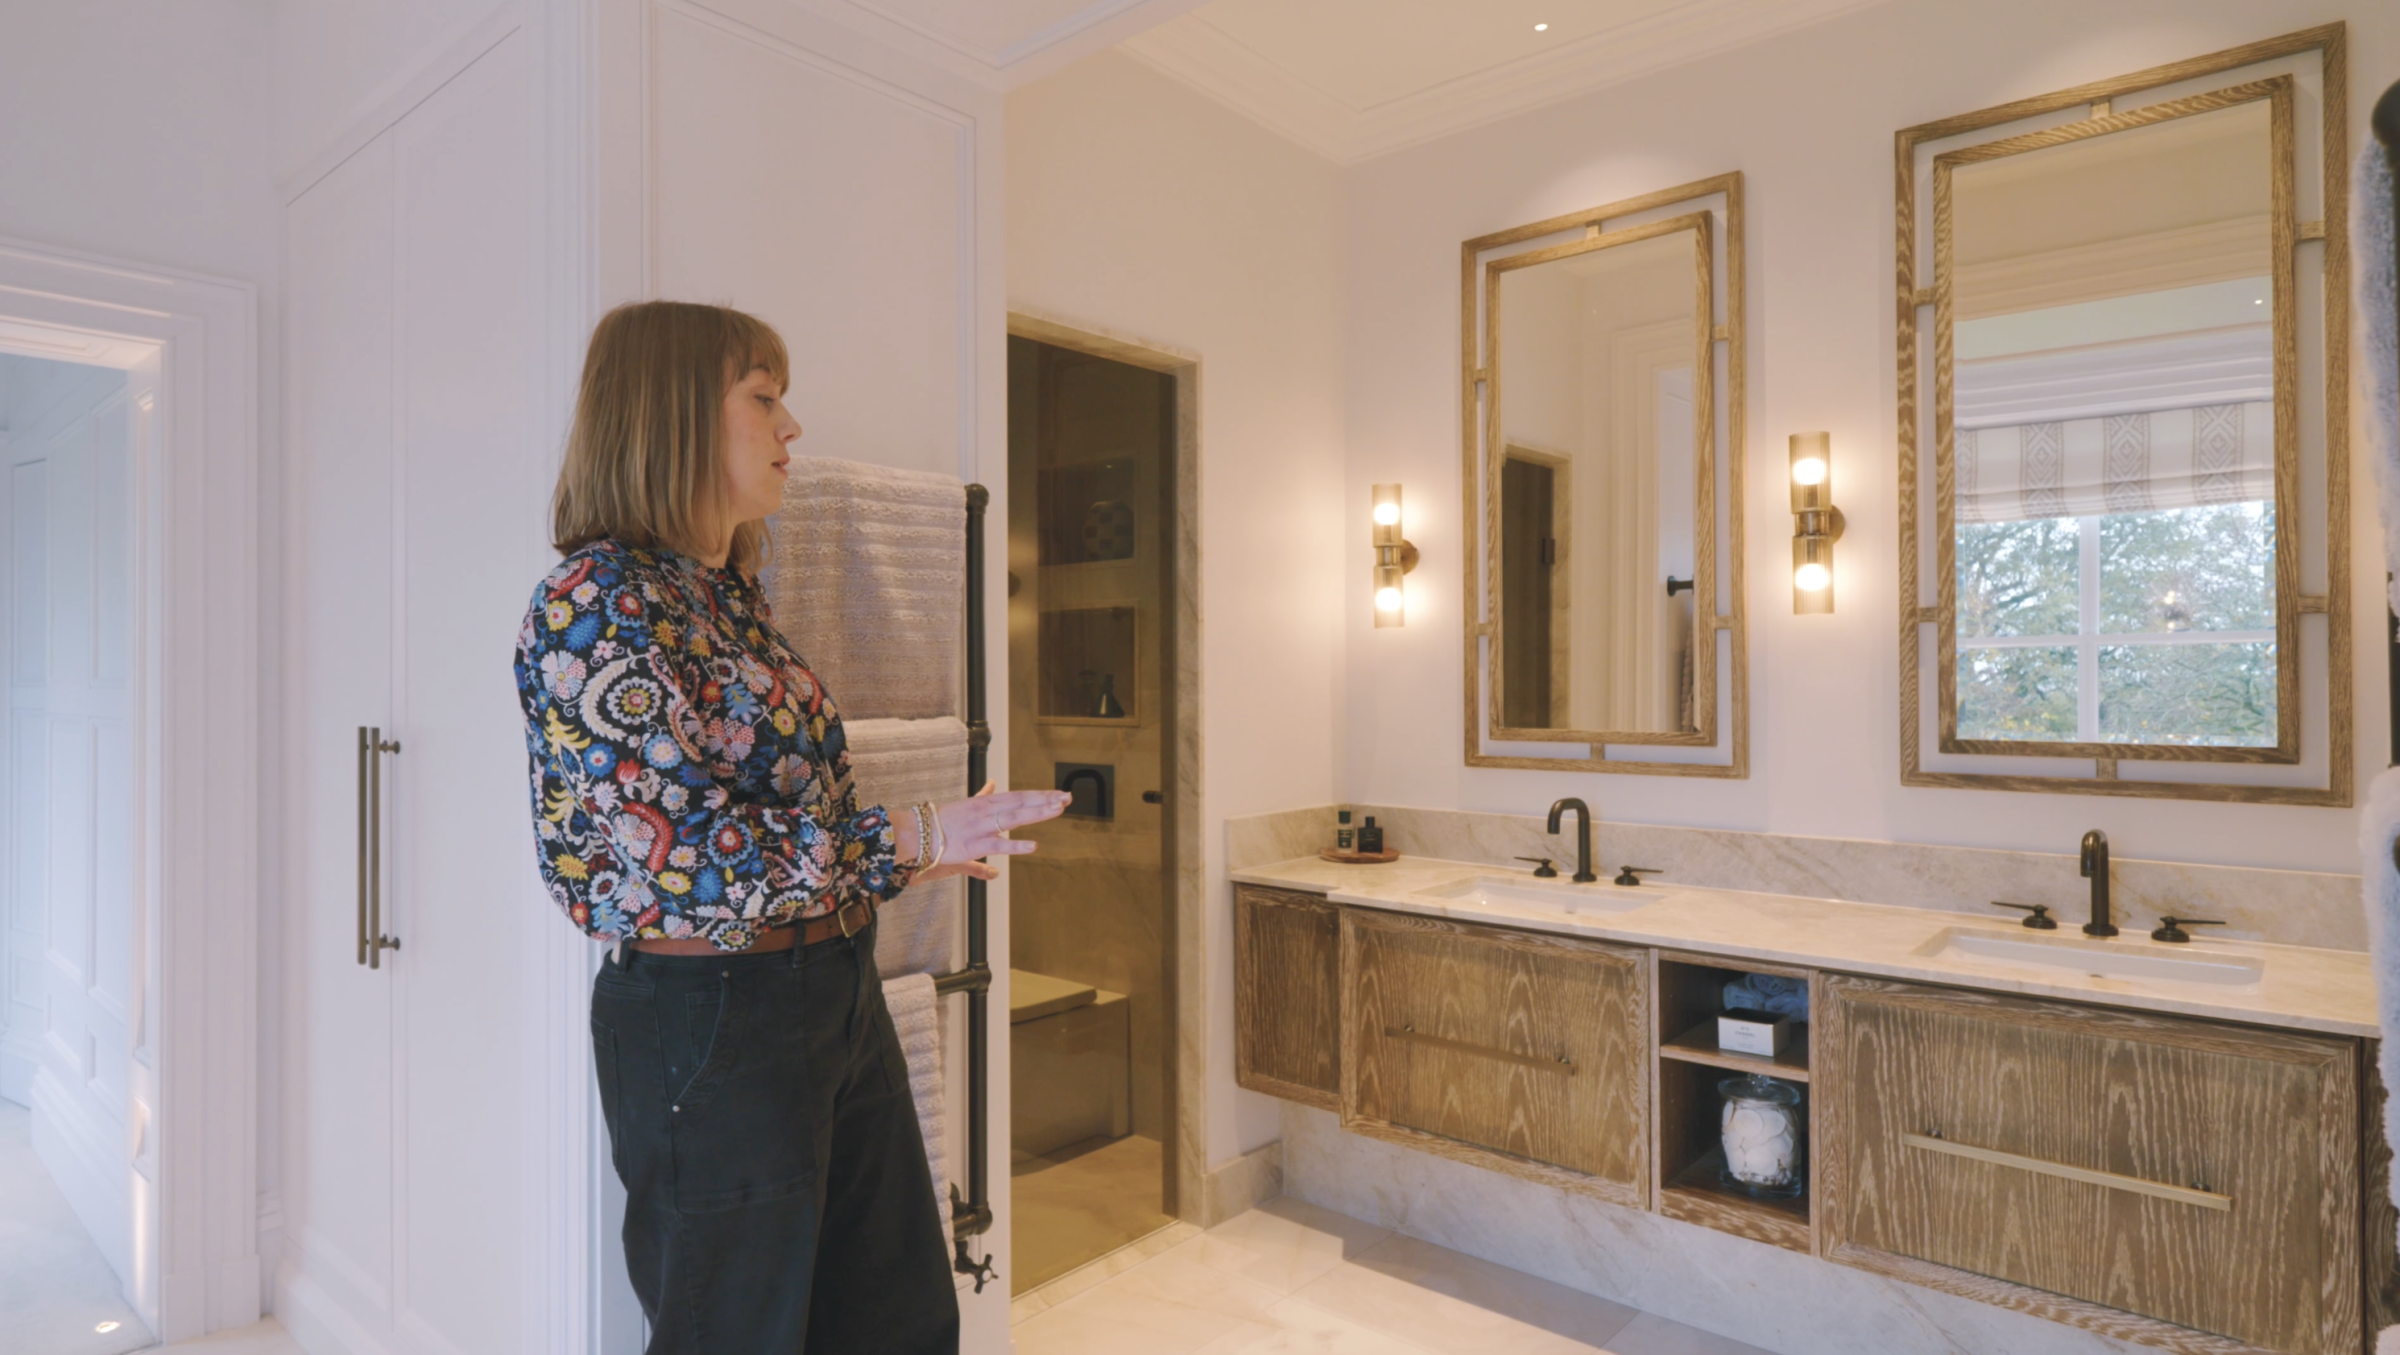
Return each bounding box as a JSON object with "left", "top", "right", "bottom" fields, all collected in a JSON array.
[{"left": 0, "top": 234, "right": 260, "bottom": 1342}]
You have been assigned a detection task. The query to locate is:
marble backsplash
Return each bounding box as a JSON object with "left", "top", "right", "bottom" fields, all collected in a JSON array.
[{"left": 1227, "top": 803, "right": 2367, "bottom": 951}]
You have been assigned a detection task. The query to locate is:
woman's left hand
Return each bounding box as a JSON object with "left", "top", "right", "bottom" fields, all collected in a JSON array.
[{"left": 900, "top": 782, "right": 1070, "bottom": 883}]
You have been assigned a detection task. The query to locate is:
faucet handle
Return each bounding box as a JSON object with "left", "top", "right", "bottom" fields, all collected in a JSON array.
[
  {"left": 1613, "top": 866, "right": 1662, "bottom": 887},
  {"left": 2150, "top": 916, "right": 2226, "bottom": 944},
  {"left": 1514, "top": 856, "right": 1559, "bottom": 879},
  {"left": 1990, "top": 901, "right": 2058, "bottom": 930}
]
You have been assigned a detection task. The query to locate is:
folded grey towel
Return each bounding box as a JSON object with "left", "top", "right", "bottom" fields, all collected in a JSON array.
[{"left": 764, "top": 457, "right": 965, "bottom": 723}]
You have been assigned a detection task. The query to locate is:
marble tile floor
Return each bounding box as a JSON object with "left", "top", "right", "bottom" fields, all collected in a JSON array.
[
  {"left": 1012, "top": 1196, "right": 1773, "bottom": 1355},
  {"left": 153, "top": 1321, "right": 302, "bottom": 1354},
  {"left": 1, "top": 1099, "right": 152, "bottom": 1355},
  {"left": 1014, "top": 1132, "right": 1176, "bottom": 1293}
]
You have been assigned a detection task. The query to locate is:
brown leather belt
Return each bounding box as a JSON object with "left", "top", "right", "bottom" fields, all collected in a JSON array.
[{"left": 628, "top": 897, "right": 876, "bottom": 956}]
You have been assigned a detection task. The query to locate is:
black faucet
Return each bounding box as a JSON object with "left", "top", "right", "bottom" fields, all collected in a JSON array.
[
  {"left": 1547, "top": 798, "right": 1597, "bottom": 883},
  {"left": 2079, "top": 830, "right": 2117, "bottom": 937}
]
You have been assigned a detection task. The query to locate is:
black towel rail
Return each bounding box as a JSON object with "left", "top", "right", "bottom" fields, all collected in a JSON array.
[{"left": 930, "top": 483, "right": 998, "bottom": 1291}]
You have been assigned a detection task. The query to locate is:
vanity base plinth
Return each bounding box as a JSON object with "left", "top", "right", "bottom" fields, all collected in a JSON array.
[{"left": 1828, "top": 1242, "right": 2291, "bottom": 1355}]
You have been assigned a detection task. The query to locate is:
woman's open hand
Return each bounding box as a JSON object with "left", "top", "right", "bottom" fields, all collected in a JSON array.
[{"left": 901, "top": 782, "right": 1070, "bottom": 883}]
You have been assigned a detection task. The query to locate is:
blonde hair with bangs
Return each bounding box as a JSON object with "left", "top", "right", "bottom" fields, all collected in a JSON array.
[{"left": 552, "top": 300, "right": 791, "bottom": 576}]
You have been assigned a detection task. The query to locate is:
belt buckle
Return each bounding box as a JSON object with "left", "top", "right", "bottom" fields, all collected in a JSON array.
[{"left": 837, "top": 899, "right": 868, "bottom": 939}]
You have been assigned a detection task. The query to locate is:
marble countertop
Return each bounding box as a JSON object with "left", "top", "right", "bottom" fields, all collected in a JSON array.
[{"left": 1231, "top": 855, "right": 2379, "bottom": 1038}]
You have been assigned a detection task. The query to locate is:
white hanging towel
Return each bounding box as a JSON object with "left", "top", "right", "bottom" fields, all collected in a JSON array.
[
  {"left": 765, "top": 457, "right": 966, "bottom": 723},
  {"left": 881, "top": 971, "right": 948, "bottom": 1234}
]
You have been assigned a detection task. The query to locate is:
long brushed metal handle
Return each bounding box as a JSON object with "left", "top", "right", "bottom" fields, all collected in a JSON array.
[
  {"left": 366, "top": 728, "right": 403, "bottom": 969},
  {"left": 1901, "top": 1132, "right": 2229, "bottom": 1210},
  {"left": 1384, "top": 1024, "right": 1574, "bottom": 1074},
  {"left": 356, "top": 727, "right": 370, "bottom": 967}
]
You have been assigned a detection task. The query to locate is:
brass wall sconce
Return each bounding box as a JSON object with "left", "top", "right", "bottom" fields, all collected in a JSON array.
[
  {"left": 1790, "top": 433, "right": 1842, "bottom": 614},
  {"left": 1372, "top": 483, "right": 1419, "bottom": 628}
]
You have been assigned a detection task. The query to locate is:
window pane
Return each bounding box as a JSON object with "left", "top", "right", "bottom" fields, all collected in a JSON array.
[
  {"left": 2098, "top": 642, "right": 2275, "bottom": 745},
  {"left": 1957, "top": 645, "right": 2078, "bottom": 740},
  {"left": 2099, "top": 502, "right": 2273, "bottom": 634},
  {"left": 1956, "top": 517, "right": 2079, "bottom": 638}
]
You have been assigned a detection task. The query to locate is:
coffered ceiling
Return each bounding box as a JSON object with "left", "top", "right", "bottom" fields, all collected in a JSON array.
[{"left": 1119, "top": 0, "right": 1893, "bottom": 163}]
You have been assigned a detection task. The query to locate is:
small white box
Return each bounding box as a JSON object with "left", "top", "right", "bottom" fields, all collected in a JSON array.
[{"left": 1718, "top": 1007, "right": 1792, "bottom": 1058}]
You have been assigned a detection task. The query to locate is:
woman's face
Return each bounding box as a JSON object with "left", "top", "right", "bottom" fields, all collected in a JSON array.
[{"left": 720, "top": 364, "right": 800, "bottom": 527}]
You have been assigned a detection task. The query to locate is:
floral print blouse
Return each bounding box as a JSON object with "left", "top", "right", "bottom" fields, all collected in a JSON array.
[{"left": 513, "top": 540, "right": 913, "bottom": 950}]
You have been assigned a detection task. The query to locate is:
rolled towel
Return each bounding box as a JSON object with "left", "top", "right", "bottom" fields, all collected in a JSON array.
[
  {"left": 765, "top": 457, "right": 966, "bottom": 722},
  {"left": 882, "top": 972, "right": 947, "bottom": 1235},
  {"left": 845, "top": 716, "right": 969, "bottom": 978}
]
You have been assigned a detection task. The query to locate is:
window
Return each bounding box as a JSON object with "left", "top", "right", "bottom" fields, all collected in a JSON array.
[{"left": 1955, "top": 501, "right": 2274, "bottom": 745}]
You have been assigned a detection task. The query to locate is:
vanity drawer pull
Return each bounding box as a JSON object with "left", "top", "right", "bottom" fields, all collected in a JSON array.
[
  {"left": 1900, "top": 1132, "right": 2229, "bottom": 1211},
  {"left": 1384, "top": 1024, "right": 1574, "bottom": 1074}
]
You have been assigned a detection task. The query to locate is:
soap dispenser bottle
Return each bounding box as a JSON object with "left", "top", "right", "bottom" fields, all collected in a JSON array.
[{"left": 1336, "top": 809, "right": 1354, "bottom": 851}]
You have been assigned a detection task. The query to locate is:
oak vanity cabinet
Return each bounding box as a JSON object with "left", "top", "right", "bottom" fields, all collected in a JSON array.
[
  {"left": 1340, "top": 909, "right": 1648, "bottom": 1206},
  {"left": 1821, "top": 975, "right": 2360, "bottom": 1355},
  {"left": 1234, "top": 886, "right": 1344, "bottom": 1109}
]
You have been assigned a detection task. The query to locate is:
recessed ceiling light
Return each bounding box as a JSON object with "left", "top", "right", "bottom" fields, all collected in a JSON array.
[
  {"left": 96, "top": 1322, "right": 121, "bottom": 1334},
  {"left": 1534, "top": 22, "right": 1549, "bottom": 30}
]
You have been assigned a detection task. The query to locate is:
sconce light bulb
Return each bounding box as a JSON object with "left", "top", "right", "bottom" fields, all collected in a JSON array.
[
  {"left": 1375, "top": 586, "right": 1404, "bottom": 612},
  {"left": 1794, "top": 562, "right": 1831, "bottom": 593},
  {"left": 1372, "top": 502, "right": 1400, "bottom": 526},
  {"left": 1792, "top": 457, "right": 1828, "bottom": 487}
]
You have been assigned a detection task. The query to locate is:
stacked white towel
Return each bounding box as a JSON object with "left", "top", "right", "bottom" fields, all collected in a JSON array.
[
  {"left": 881, "top": 972, "right": 948, "bottom": 1236},
  {"left": 765, "top": 457, "right": 966, "bottom": 722}
]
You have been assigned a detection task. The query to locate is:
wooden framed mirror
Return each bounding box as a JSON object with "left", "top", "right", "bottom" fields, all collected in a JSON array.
[
  {"left": 1462, "top": 175, "right": 1747, "bottom": 777},
  {"left": 1897, "top": 27, "right": 2351, "bottom": 804}
]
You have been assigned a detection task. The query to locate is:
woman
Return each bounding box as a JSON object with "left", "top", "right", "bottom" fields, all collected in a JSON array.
[{"left": 514, "top": 300, "right": 1064, "bottom": 1353}]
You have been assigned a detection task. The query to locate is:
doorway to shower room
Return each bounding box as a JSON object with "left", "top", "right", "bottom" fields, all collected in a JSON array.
[{"left": 1005, "top": 330, "right": 1181, "bottom": 1292}]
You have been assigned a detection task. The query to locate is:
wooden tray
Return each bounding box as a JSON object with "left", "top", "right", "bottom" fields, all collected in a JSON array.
[{"left": 1320, "top": 847, "right": 1400, "bottom": 864}]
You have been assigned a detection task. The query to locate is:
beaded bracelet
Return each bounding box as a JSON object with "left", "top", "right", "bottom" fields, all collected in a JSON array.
[{"left": 908, "top": 801, "right": 945, "bottom": 872}]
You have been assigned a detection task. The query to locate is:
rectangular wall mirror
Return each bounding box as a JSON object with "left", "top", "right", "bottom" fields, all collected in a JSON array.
[
  {"left": 1898, "top": 27, "right": 2349, "bottom": 804},
  {"left": 1464, "top": 176, "right": 1746, "bottom": 776}
]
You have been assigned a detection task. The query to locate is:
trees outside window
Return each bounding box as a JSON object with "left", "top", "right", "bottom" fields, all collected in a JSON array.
[{"left": 1954, "top": 501, "right": 2274, "bottom": 745}]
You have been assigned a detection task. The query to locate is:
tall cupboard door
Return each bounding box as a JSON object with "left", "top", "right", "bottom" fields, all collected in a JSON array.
[
  {"left": 284, "top": 29, "right": 543, "bottom": 1355},
  {"left": 286, "top": 129, "right": 400, "bottom": 1327}
]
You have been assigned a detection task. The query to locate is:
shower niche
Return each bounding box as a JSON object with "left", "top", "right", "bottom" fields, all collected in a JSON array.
[{"left": 1038, "top": 606, "right": 1138, "bottom": 723}]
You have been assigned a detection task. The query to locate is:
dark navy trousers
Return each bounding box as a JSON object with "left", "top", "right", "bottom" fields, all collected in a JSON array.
[{"left": 591, "top": 923, "right": 959, "bottom": 1354}]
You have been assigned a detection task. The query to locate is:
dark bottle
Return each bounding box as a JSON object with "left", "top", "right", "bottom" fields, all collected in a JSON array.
[{"left": 1356, "top": 816, "right": 1384, "bottom": 854}]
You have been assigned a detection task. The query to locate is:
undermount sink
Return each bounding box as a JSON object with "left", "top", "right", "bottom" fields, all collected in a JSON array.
[
  {"left": 1914, "top": 926, "right": 2264, "bottom": 988},
  {"left": 1412, "top": 875, "right": 1664, "bottom": 918}
]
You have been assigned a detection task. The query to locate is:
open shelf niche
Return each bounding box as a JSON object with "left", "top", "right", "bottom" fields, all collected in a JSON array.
[{"left": 1651, "top": 951, "right": 1815, "bottom": 1253}]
